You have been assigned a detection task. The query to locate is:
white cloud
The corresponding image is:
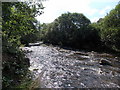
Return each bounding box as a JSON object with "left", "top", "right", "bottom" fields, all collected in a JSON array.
[
  {"left": 36, "top": 0, "right": 119, "bottom": 23},
  {"left": 36, "top": 0, "right": 98, "bottom": 23},
  {"left": 91, "top": 17, "right": 100, "bottom": 22},
  {"left": 99, "top": 6, "right": 112, "bottom": 15},
  {"left": 90, "top": 0, "right": 119, "bottom": 3}
]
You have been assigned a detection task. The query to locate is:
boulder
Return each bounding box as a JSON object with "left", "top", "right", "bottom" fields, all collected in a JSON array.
[
  {"left": 29, "top": 42, "right": 43, "bottom": 46},
  {"left": 113, "top": 60, "right": 120, "bottom": 67},
  {"left": 99, "top": 59, "right": 112, "bottom": 66}
]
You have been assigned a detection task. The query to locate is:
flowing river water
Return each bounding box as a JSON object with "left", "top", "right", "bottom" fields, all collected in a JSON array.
[{"left": 22, "top": 44, "right": 120, "bottom": 88}]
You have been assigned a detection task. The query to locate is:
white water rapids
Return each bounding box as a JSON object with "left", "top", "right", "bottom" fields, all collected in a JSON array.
[{"left": 21, "top": 44, "right": 120, "bottom": 88}]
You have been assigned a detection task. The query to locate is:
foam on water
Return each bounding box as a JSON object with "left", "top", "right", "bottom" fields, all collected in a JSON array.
[{"left": 21, "top": 45, "right": 120, "bottom": 88}]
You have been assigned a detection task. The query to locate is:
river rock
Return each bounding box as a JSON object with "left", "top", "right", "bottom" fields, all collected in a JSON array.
[
  {"left": 113, "top": 61, "right": 120, "bottom": 67},
  {"left": 29, "top": 42, "right": 43, "bottom": 46},
  {"left": 99, "top": 59, "right": 112, "bottom": 66},
  {"left": 74, "top": 52, "right": 88, "bottom": 56},
  {"left": 26, "top": 50, "right": 32, "bottom": 53}
]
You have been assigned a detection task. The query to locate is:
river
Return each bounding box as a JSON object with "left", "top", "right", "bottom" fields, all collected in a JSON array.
[{"left": 21, "top": 44, "right": 120, "bottom": 88}]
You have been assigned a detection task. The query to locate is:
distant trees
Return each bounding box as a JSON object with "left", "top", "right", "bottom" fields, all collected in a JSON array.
[
  {"left": 41, "top": 3, "right": 120, "bottom": 52},
  {"left": 43, "top": 12, "right": 100, "bottom": 49}
]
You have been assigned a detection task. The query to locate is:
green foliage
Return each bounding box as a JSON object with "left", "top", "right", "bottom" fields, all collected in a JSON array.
[
  {"left": 37, "top": 23, "right": 48, "bottom": 41},
  {"left": 40, "top": 4, "right": 120, "bottom": 52},
  {"left": 100, "top": 4, "right": 120, "bottom": 50},
  {"left": 2, "top": 51, "right": 30, "bottom": 88},
  {"left": 2, "top": 2, "right": 44, "bottom": 88},
  {"left": 43, "top": 12, "right": 100, "bottom": 49},
  {"left": 2, "top": 2, "right": 44, "bottom": 53}
]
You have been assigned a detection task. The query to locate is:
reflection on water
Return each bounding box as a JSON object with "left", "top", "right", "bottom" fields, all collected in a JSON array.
[{"left": 22, "top": 45, "right": 120, "bottom": 88}]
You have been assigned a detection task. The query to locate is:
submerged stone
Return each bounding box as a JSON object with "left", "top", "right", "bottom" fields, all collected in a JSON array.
[{"left": 99, "top": 59, "right": 112, "bottom": 66}]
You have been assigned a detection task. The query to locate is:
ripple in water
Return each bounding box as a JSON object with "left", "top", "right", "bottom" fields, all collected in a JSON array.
[{"left": 21, "top": 45, "right": 120, "bottom": 88}]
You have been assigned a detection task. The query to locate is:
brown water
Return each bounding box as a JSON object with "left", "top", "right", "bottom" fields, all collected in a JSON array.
[{"left": 22, "top": 44, "right": 120, "bottom": 88}]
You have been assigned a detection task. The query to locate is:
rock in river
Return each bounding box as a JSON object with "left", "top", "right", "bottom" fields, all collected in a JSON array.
[{"left": 99, "top": 59, "right": 112, "bottom": 66}]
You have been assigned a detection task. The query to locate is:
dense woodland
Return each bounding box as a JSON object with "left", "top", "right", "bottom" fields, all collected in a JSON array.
[
  {"left": 2, "top": 1, "right": 120, "bottom": 88},
  {"left": 41, "top": 5, "right": 120, "bottom": 51}
]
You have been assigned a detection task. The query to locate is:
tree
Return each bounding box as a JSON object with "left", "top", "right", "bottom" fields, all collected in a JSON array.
[
  {"left": 100, "top": 3, "right": 120, "bottom": 50},
  {"left": 2, "top": 2, "right": 44, "bottom": 53},
  {"left": 2, "top": 1, "right": 44, "bottom": 88},
  {"left": 43, "top": 12, "right": 100, "bottom": 49}
]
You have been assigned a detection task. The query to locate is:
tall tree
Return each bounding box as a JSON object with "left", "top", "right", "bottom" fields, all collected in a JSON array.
[
  {"left": 2, "top": 1, "right": 44, "bottom": 53},
  {"left": 2, "top": 1, "right": 44, "bottom": 88},
  {"left": 43, "top": 12, "right": 100, "bottom": 49},
  {"left": 100, "top": 3, "right": 120, "bottom": 50}
]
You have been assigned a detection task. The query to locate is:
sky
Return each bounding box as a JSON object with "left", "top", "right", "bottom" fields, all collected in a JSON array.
[{"left": 36, "top": 0, "right": 119, "bottom": 23}]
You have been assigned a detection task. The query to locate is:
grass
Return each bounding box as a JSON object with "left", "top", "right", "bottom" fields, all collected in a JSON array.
[{"left": 15, "top": 76, "right": 33, "bottom": 89}]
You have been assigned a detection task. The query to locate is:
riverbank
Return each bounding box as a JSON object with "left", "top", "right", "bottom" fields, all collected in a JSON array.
[
  {"left": 43, "top": 42, "right": 120, "bottom": 57},
  {"left": 2, "top": 51, "right": 30, "bottom": 88}
]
